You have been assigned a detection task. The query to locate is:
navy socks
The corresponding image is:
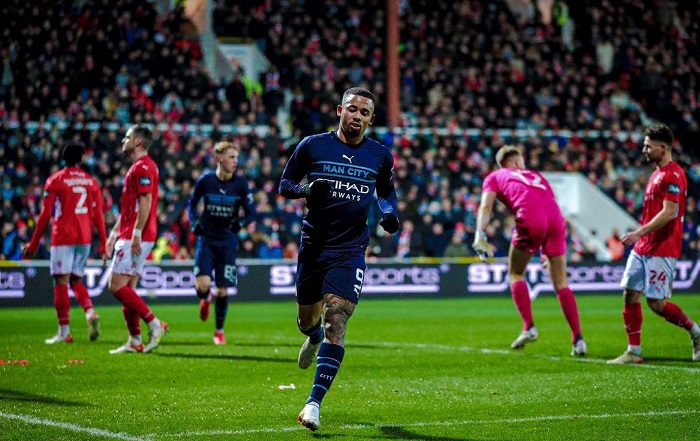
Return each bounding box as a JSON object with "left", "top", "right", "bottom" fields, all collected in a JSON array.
[{"left": 307, "top": 343, "right": 345, "bottom": 406}]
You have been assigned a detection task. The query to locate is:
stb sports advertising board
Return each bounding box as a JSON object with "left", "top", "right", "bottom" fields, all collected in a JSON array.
[{"left": 2, "top": 259, "right": 700, "bottom": 307}]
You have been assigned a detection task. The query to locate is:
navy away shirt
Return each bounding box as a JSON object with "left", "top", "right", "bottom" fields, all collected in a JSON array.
[
  {"left": 188, "top": 172, "right": 254, "bottom": 241},
  {"left": 279, "top": 131, "right": 398, "bottom": 250}
]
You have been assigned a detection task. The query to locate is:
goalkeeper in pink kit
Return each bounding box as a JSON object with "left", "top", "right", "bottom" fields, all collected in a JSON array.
[{"left": 473, "top": 145, "right": 586, "bottom": 356}]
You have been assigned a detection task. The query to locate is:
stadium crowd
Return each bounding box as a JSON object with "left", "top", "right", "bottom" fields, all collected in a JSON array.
[{"left": 1, "top": 0, "right": 700, "bottom": 262}]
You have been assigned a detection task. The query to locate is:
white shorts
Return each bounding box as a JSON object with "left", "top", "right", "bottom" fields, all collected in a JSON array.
[
  {"left": 620, "top": 251, "right": 676, "bottom": 300},
  {"left": 109, "top": 239, "right": 155, "bottom": 276},
  {"left": 50, "top": 245, "right": 91, "bottom": 276}
]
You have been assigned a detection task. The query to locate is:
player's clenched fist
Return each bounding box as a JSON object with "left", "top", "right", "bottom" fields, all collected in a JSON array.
[
  {"left": 379, "top": 213, "right": 399, "bottom": 234},
  {"left": 301, "top": 179, "right": 333, "bottom": 201}
]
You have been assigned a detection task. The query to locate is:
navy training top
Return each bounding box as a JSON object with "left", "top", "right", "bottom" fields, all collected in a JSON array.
[{"left": 187, "top": 171, "right": 254, "bottom": 241}]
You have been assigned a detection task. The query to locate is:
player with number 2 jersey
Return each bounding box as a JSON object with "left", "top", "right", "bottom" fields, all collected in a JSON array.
[
  {"left": 474, "top": 145, "right": 585, "bottom": 357},
  {"left": 482, "top": 165, "right": 565, "bottom": 256},
  {"left": 23, "top": 141, "right": 106, "bottom": 345},
  {"left": 27, "top": 166, "right": 105, "bottom": 251},
  {"left": 30, "top": 166, "right": 107, "bottom": 250}
]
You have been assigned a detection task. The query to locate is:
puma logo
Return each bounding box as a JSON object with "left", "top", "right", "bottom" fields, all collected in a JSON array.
[{"left": 342, "top": 154, "right": 354, "bottom": 164}]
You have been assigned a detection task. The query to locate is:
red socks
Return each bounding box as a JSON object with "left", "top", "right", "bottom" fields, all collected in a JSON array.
[
  {"left": 510, "top": 281, "right": 533, "bottom": 330},
  {"left": 70, "top": 281, "right": 94, "bottom": 312},
  {"left": 122, "top": 306, "right": 141, "bottom": 336},
  {"left": 623, "top": 302, "right": 643, "bottom": 346},
  {"left": 53, "top": 284, "right": 70, "bottom": 326},
  {"left": 113, "top": 286, "right": 155, "bottom": 323},
  {"left": 556, "top": 287, "right": 582, "bottom": 342},
  {"left": 660, "top": 302, "right": 695, "bottom": 330}
]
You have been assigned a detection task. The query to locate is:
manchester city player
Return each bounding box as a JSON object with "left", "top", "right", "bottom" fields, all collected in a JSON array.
[
  {"left": 188, "top": 141, "right": 254, "bottom": 345},
  {"left": 279, "top": 87, "right": 399, "bottom": 431}
]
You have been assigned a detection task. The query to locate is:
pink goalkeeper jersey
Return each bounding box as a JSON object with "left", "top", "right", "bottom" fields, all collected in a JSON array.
[
  {"left": 483, "top": 167, "right": 566, "bottom": 256},
  {"left": 634, "top": 161, "right": 686, "bottom": 258},
  {"left": 482, "top": 168, "right": 562, "bottom": 223}
]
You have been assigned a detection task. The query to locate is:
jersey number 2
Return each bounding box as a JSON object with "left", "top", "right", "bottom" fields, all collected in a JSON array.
[
  {"left": 72, "top": 186, "right": 88, "bottom": 214},
  {"left": 509, "top": 170, "right": 547, "bottom": 190}
]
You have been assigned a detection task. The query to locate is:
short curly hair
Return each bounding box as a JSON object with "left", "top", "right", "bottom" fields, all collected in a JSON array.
[{"left": 60, "top": 141, "right": 85, "bottom": 167}]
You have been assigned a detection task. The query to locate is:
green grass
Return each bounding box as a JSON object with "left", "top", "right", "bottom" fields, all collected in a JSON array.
[{"left": 1, "top": 294, "right": 699, "bottom": 440}]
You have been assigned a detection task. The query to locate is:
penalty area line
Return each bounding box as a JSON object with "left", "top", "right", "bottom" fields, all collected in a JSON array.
[
  {"left": 0, "top": 411, "right": 149, "bottom": 441},
  {"left": 159, "top": 409, "right": 700, "bottom": 438}
]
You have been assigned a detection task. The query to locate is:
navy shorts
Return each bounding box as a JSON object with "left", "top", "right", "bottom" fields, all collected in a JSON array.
[
  {"left": 194, "top": 236, "right": 238, "bottom": 288},
  {"left": 295, "top": 246, "right": 367, "bottom": 305}
]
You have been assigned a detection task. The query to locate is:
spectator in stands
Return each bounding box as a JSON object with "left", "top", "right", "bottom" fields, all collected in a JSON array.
[
  {"left": 2, "top": 220, "right": 23, "bottom": 260},
  {"left": 424, "top": 222, "right": 450, "bottom": 257},
  {"left": 2, "top": 0, "right": 700, "bottom": 263},
  {"left": 443, "top": 229, "right": 473, "bottom": 258},
  {"left": 369, "top": 224, "right": 398, "bottom": 259},
  {"left": 258, "top": 235, "right": 283, "bottom": 259},
  {"left": 606, "top": 228, "right": 625, "bottom": 262}
]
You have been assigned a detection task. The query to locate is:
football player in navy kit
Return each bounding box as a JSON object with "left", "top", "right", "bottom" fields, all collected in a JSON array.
[
  {"left": 188, "top": 141, "right": 254, "bottom": 345},
  {"left": 279, "top": 87, "right": 399, "bottom": 431}
]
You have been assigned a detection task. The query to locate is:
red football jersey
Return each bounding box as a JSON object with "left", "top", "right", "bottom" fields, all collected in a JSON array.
[
  {"left": 634, "top": 161, "right": 686, "bottom": 258},
  {"left": 118, "top": 154, "right": 159, "bottom": 242},
  {"left": 28, "top": 166, "right": 105, "bottom": 248}
]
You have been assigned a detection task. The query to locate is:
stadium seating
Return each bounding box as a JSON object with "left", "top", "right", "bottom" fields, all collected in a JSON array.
[{"left": 1, "top": 0, "right": 699, "bottom": 260}]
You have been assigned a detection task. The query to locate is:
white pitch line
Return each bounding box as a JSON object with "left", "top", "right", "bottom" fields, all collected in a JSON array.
[
  {"left": 0, "top": 412, "right": 149, "bottom": 441},
  {"left": 161, "top": 409, "right": 700, "bottom": 438},
  {"left": 374, "top": 341, "right": 700, "bottom": 373}
]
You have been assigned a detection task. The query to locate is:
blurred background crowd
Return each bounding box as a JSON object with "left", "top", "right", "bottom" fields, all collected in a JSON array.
[{"left": 1, "top": 0, "right": 699, "bottom": 262}]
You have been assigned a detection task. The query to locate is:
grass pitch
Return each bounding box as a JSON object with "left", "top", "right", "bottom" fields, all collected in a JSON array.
[{"left": 1, "top": 294, "right": 699, "bottom": 440}]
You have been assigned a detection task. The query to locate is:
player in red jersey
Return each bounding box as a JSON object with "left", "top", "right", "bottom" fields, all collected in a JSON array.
[
  {"left": 106, "top": 124, "right": 168, "bottom": 354},
  {"left": 473, "top": 145, "right": 586, "bottom": 356},
  {"left": 608, "top": 124, "right": 700, "bottom": 364},
  {"left": 22, "top": 141, "right": 107, "bottom": 344}
]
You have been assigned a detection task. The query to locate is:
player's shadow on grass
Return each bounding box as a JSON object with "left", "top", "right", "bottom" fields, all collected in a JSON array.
[
  {"left": 234, "top": 341, "right": 300, "bottom": 348},
  {"left": 0, "top": 388, "right": 87, "bottom": 407},
  {"left": 306, "top": 424, "right": 480, "bottom": 441},
  {"left": 158, "top": 340, "right": 299, "bottom": 348},
  {"left": 375, "top": 425, "right": 481, "bottom": 441},
  {"left": 147, "top": 340, "right": 217, "bottom": 346},
  {"left": 635, "top": 356, "right": 695, "bottom": 363},
  {"left": 155, "top": 352, "right": 295, "bottom": 363}
]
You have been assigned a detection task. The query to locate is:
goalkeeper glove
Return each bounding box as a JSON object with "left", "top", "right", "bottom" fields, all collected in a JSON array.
[
  {"left": 379, "top": 213, "right": 399, "bottom": 234},
  {"left": 472, "top": 230, "right": 492, "bottom": 261},
  {"left": 301, "top": 179, "right": 332, "bottom": 202}
]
